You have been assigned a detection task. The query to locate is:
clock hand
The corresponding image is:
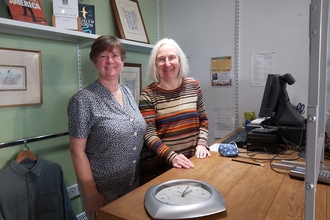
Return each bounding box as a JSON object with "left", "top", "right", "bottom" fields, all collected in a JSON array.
[
  {"left": 182, "top": 189, "right": 193, "bottom": 197},
  {"left": 181, "top": 185, "right": 190, "bottom": 197}
]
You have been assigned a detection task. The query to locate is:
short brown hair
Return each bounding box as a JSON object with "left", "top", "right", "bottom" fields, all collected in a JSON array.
[{"left": 89, "top": 35, "right": 127, "bottom": 63}]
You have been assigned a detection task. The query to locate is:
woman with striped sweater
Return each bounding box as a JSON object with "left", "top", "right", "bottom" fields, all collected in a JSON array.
[{"left": 139, "top": 38, "right": 210, "bottom": 184}]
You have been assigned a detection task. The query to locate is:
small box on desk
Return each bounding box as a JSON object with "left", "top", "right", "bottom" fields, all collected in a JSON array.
[
  {"left": 246, "top": 124, "right": 306, "bottom": 153},
  {"left": 246, "top": 130, "right": 284, "bottom": 153},
  {"left": 246, "top": 124, "right": 262, "bottom": 132},
  {"left": 277, "top": 125, "right": 306, "bottom": 147}
]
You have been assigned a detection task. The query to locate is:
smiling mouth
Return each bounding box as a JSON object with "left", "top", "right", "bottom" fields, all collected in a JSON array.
[{"left": 106, "top": 66, "right": 116, "bottom": 70}]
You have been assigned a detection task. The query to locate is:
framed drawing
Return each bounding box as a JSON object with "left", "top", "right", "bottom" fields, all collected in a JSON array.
[
  {"left": 120, "top": 63, "right": 142, "bottom": 104},
  {"left": 110, "top": 0, "right": 149, "bottom": 44},
  {"left": 0, "top": 48, "right": 42, "bottom": 108}
]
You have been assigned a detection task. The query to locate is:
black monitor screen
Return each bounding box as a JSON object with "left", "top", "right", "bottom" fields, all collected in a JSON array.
[
  {"left": 258, "top": 73, "right": 305, "bottom": 126},
  {"left": 259, "top": 74, "right": 281, "bottom": 118}
]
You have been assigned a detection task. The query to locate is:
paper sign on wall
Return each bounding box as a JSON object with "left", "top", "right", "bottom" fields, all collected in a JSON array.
[
  {"left": 211, "top": 56, "right": 232, "bottom": 86},
  {"left": 52, "top": 0, "right": 79, "bottom": 30}
]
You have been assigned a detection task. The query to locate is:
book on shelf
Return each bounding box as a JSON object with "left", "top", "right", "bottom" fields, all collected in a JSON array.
[
  {"left": 78, "top": 3, "right": 95, "bottom": 34},
  {"left": 5, "top": 0, "right": 47, "bottom": 25}
]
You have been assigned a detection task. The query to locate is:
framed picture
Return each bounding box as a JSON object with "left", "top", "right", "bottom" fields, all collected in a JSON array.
[
  {"left": 110, "top": 0, "right": 149, "bottom": 44},
  {"left": 120, "top": 63, "right": 142, "bottom": 104},
  {"left": 0, "top": 48, "right": 42, "bottom": 108}
]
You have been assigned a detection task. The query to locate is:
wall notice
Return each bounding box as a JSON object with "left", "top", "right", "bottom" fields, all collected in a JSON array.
[
  {"left": 211, "top": 56, "right": 232, "bottom": 86},
  {"left": 214, "top": 108, "right": 235, "bottom": 138},
  {"left": 250, "top": 52, "right": 276, "bottom": 86}
]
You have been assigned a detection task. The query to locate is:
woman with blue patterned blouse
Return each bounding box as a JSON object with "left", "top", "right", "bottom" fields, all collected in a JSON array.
[{"left": 67, "top": 35, "right": 146, "bottom": 220}]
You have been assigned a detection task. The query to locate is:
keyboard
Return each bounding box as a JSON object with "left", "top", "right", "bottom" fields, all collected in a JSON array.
[{"left": 221, "top": 129, "right": 247, "bottom": 148}]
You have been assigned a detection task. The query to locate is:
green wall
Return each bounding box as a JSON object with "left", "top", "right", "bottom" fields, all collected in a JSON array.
[{"left": 0, "top": 0, "right": 162, "bottom": 215}]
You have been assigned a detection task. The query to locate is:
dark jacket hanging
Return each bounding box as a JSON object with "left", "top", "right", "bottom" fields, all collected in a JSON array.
[{"left": 0, "top": 156, "right": 76, "bottom": 220}]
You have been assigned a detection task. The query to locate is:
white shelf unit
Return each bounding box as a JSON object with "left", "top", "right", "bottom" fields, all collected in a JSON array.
[
  {"left": 0, "top": 17, "right": 154, "bottom": 52},
  {"left": 0, "top": 17, "right": 153, "bottom": 89}
]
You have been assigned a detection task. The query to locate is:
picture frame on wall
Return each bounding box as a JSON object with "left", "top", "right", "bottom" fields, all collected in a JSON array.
[
  {"left": 120, "top": 63, "right": 142, "bottom": 104},
  {"left": 110, "top": 0, "right": 149, "bottom": 44},
  {"left": 0, "top": 48, "right": 42, "bottom": 108}
]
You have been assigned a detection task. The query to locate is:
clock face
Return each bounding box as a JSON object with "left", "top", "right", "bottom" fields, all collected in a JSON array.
[
  {"left": 145, "top": 179, "right": 226, "bottom": 219},
  {"left": 154, "top": 183, "right": 212, "bottom": 205}
]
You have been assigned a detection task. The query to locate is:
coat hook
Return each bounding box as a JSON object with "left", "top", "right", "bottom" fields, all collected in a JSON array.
[{"left": 24, "top": 139, "right": 29, "bottom": 150}]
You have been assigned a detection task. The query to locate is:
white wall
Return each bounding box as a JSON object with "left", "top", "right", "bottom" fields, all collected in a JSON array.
[{"left": 163, "top": 0, "right": 310, "bottom": 143}]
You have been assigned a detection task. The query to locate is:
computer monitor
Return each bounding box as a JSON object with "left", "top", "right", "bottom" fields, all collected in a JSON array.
[{"left": 259, "top": 73, "right": 305, "bottom": 126}]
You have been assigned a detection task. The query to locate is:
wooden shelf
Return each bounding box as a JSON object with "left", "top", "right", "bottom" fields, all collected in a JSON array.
[{"left": 0, "top": 17, "right": 153, "bottom": 53}]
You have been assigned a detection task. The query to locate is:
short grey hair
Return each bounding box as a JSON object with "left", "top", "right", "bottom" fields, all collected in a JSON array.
[{"left": 147, "top": 38, "right": 189, "bottom": 82}]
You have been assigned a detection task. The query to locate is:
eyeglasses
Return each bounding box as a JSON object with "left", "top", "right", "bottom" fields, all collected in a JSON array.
[
  {"left": 98, "top": 53, "right": 122, "bottom": 62},
  {"left": 156, "top": 55, "right": 178, "bottom": 65}
]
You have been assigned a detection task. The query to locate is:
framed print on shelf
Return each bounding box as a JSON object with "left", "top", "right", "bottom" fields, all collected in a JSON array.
[
  {"left": 0, "top": 48, "right": 42, "bottom": 108},
  {"left": 120, "top": 63, "right": 142, "bottom": 104},
  {"left": 110, "top": 0, "right": 149, "bottom": 44}
]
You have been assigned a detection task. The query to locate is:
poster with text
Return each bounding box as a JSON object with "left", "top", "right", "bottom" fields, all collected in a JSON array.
[{"left": 211, "top": 56, "right": 232, "bottom": 86}]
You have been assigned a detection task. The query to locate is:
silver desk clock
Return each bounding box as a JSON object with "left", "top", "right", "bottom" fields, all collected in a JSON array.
[{"left": 144, "top": 179, "right": 226, "bottom": 219}]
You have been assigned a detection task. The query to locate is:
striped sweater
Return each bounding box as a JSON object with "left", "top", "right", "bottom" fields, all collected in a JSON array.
[{"left": 139, "top": 77, "right": 209, "bottom": 182}]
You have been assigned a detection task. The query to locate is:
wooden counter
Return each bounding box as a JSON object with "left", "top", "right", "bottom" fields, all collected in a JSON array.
[{"left": 99, "top": 131, "right": 330, "bottom": 220}]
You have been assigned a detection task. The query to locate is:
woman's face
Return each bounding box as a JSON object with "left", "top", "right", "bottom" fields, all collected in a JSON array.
[
  {"left": 156, "top": 44, "right": 180, "bottom": 82},
  {"left": 94, "top": 47, "right": 123, "bottom": 81}
]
